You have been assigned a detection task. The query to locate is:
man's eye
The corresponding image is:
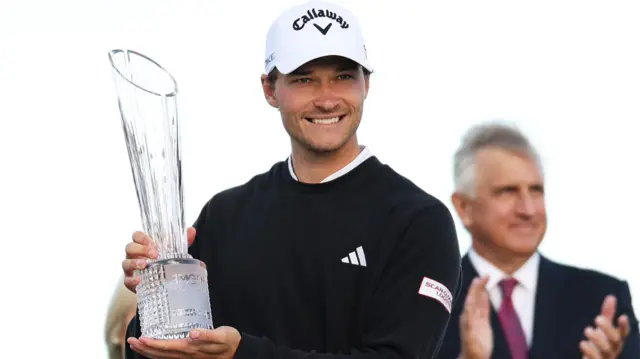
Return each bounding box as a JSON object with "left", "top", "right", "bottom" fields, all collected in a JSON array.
[
  {"left": 337, "top": 74, "right": 354, "bottom": 80},
  {"left": 293, "top": 78, "right": 312, "bottom": 83}
]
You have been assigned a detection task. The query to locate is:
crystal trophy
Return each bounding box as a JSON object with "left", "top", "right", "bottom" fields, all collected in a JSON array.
[{"left": 108, "top": 49, "right": 214, "bottom": 339}]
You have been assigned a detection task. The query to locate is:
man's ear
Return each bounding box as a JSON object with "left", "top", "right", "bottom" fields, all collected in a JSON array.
[
  {"left": 261, "top": 74, "right": 279, "bottom": 108},
  {"left": 451, "top": 191, "right": 474, "bottom": 229},
  {"left": 364, "top": 73, "right": 370, "bottom": 99}
]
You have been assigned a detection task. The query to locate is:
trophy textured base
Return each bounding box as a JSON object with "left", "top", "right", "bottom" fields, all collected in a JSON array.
[{"left": 136, "top": 258, "right": 214, "bottom": 340}]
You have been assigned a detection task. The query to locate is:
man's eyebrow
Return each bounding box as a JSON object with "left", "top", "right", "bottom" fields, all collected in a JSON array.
[
  {"left": 337, "top": 64, "right": 358, "bottom": 72},
  {"left": 289, "top": 68, "right": 312, "bottom": 76}
]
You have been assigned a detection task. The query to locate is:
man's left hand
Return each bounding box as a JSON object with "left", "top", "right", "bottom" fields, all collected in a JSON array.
[
  {"left": 127, "top": 326, "right": 241, "bottom": 359},
  {"left": 580, "top": 295, "right": 631, "bottom": 359}
]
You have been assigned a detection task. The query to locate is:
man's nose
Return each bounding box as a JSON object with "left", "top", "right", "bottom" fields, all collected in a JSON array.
[
  {"left": 313, "top": 82, "right": 340, "bottom": 111},
  {"left": 515, "top": 193, "right": 537, "bottom": 217}
]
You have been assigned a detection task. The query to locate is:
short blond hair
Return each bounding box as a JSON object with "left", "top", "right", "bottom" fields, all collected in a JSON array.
[{"left": 104, "top": 278, "right": 138, "bottom": 359}]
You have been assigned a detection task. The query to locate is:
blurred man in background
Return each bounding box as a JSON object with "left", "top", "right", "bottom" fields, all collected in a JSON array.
[
  {"left": 437, "top": 122, "right": 640, "bottom": 359},
  {"left": 105, "top": 277, "right": 137, "bottom": 359}
]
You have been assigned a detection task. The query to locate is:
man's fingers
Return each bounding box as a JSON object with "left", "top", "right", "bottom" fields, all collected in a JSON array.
[
  {"left": 124, "top": 276, "right": 140, "bottom": 292},
  {"left": 188, "top": 330, "right": 232, "bottom": 355},
  {"left": 125, "top": 242, "right": 158, "bottom": 260},
  {"left": 189, "top": 329, "right": 225, "bottom": 343},
  {"left": 467, "top": 276, "right": 489, "bottom": 311},
  {"left": 600, "top": 295, "right": 617, "bottom": 321},
  {"left": 463, "top": 276, "right": 489, "bottom": 312},
  {"left": 129, "top": 232, "right": 158, "bottom": 259},
  {"left": 460, "top": 279, "right": 480, "bottom": 332},
  {"left": 138, "top": 337, "right": 196, "bottom": 357},
  {"left": 129, "top": 337, "right": 184, "bottom": 359},
  {"left": 187, "top": 227, "right": 196, "bottom": 247},
  {"left": 595, "top": 315, "right": 621, "bottom": 346},
  {"left": 460, "top": 294, "right": 472, "bottom": 331},
  {"left": 477, "top": 289, "right": 490, "bottom": 318},
  {"left": 585, "top": 326, "right": 612, "bottom": 357},
  {"left": 475, "top": 275, "right": 490, "bottom": 293},
  {"left": 580, "top": 340, "right": 603, "bottom": 359},
  {"left": 123, "top": 231, "right": 157, "bottom": 294},
  {"left": 465, "top": 279, "right": 479, "bottom": 307},
  {"left": 132, "top": 231, "right": 152, "bottom": 245},
  {"left": 122, "top": 258, "right": 148, "bottom": 275},
  {"left": 468, "top": 276, "right": 489, "bottom": 300},
  {"left": 125, "top": 242, "right": 146, "bottom": 258},
  {"left": 192, "top": 327, "right": 236, "bottom": 343},
  {"left": 618, "top": 315, "right": 631, "bottom": 339}
]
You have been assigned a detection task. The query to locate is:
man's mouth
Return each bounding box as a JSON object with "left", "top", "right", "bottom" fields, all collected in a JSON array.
[{"left": 305, "top": 115, "right": 345, "bottom": 124}]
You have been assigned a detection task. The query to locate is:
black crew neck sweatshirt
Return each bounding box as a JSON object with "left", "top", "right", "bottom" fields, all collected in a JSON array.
[{"left": 126, "top": 156, "right": 462, "bottom": 359}]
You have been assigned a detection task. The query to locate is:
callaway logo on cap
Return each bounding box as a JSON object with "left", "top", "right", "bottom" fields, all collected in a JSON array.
[{"left": 264, "top": 0, "right": 373, "bottom": 75}]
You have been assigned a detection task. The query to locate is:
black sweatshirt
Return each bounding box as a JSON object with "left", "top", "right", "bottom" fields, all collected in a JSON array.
[{"left": 125, "top": 156, "right": 462, "bottom": 359}]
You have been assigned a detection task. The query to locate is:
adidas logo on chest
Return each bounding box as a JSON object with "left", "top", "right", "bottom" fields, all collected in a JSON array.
[{"left": 341, "top": 246, "right": 367, "bottom": 267}]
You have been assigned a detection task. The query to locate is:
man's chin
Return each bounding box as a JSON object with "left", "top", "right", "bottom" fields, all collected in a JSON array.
[
  {"left": 305, "top": 144, "right": 345, "bottom": 155},
  {"left": 508, "top": 238, "right": 542, "bottom": 257},
  {"left": 297, "top": 136, "right": 353, "bottom": 154}
]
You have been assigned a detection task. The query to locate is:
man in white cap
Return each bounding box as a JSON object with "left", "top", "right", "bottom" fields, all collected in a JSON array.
[{"left": 123, "top": 1, "right": 462, "bottom": 358}]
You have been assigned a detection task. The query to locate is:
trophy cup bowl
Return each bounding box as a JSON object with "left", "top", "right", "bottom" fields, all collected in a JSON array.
[{"left": 108, "top": 49, "right": 214, "bottom": 339}]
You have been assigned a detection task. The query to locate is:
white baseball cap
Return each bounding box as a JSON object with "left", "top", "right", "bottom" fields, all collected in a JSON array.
[{"left": 264, "top": 0, "right": 373, "bottom": 75}]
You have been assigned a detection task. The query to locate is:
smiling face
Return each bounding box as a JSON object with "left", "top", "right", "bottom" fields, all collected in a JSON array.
[
  {"left": 261, "top": 56, "right": 370, "bottom": 154},
  {"left": 452, "top": 146, "right": 547, "bottom": 267}
]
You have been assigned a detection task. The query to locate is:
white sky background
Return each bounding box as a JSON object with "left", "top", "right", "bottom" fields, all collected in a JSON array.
[{"left": 0, "top": 0, "right": 639, "bottom": 357}]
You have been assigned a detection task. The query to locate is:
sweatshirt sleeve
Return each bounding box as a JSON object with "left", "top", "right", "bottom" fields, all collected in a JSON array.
[{"left": 234, "top": 201, "right": 463, "bottom": 359}]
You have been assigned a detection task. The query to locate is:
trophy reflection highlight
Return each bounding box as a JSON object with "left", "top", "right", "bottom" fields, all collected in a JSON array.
[{"left": 108, "top": 49, "right": 214, "bottom": 339}]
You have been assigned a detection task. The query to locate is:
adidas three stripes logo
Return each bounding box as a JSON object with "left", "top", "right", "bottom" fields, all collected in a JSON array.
[{"left": 341, "top": 246, "right": 367, "bottom": 267}]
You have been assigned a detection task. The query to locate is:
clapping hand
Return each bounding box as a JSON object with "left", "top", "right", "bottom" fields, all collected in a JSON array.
[
  {"left": 460, "top": 275, "right": 493, "bottom": 359},
  {"left": 580, "top": 295, "right": 631, "bottom": 359}
]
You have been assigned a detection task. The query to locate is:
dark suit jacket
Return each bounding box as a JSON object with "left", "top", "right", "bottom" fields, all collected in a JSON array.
[{"left": 436, "top": 253, "right": 640, "bottom": 359}]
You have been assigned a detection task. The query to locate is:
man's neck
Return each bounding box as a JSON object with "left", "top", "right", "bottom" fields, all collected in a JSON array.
[
  {"left": 291, "top": 139, "right": 362, "bottom": 184},
  {"left": 471, "top": 241, "right": 535, "bottom": 275}
]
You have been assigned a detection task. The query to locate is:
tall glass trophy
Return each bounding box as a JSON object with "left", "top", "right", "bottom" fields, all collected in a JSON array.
[{"left": 108, "top": 49, "right": 214, "bottom": 339}]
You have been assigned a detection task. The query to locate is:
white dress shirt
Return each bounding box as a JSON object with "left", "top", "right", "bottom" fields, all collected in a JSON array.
[
  {"left": 288, "top": 146, "right": 373, "bottom": 183},
  {"left": 467, "top": 248, "right": 541, "bottom": 346}
]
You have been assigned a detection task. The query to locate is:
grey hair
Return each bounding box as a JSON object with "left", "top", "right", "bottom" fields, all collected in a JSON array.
[{"left": 453, "top": 121, "right": 543, "bottom": 197}]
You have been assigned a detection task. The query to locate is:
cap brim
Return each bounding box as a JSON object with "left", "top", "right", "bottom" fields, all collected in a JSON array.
[{"left": 275, "top": 50, "right": 373, "bottom": 75}]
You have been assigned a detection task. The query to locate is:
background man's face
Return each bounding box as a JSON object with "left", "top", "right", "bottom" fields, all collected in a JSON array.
[{"left": 457, "top": 147, "right": 547, "bottom": 260}]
